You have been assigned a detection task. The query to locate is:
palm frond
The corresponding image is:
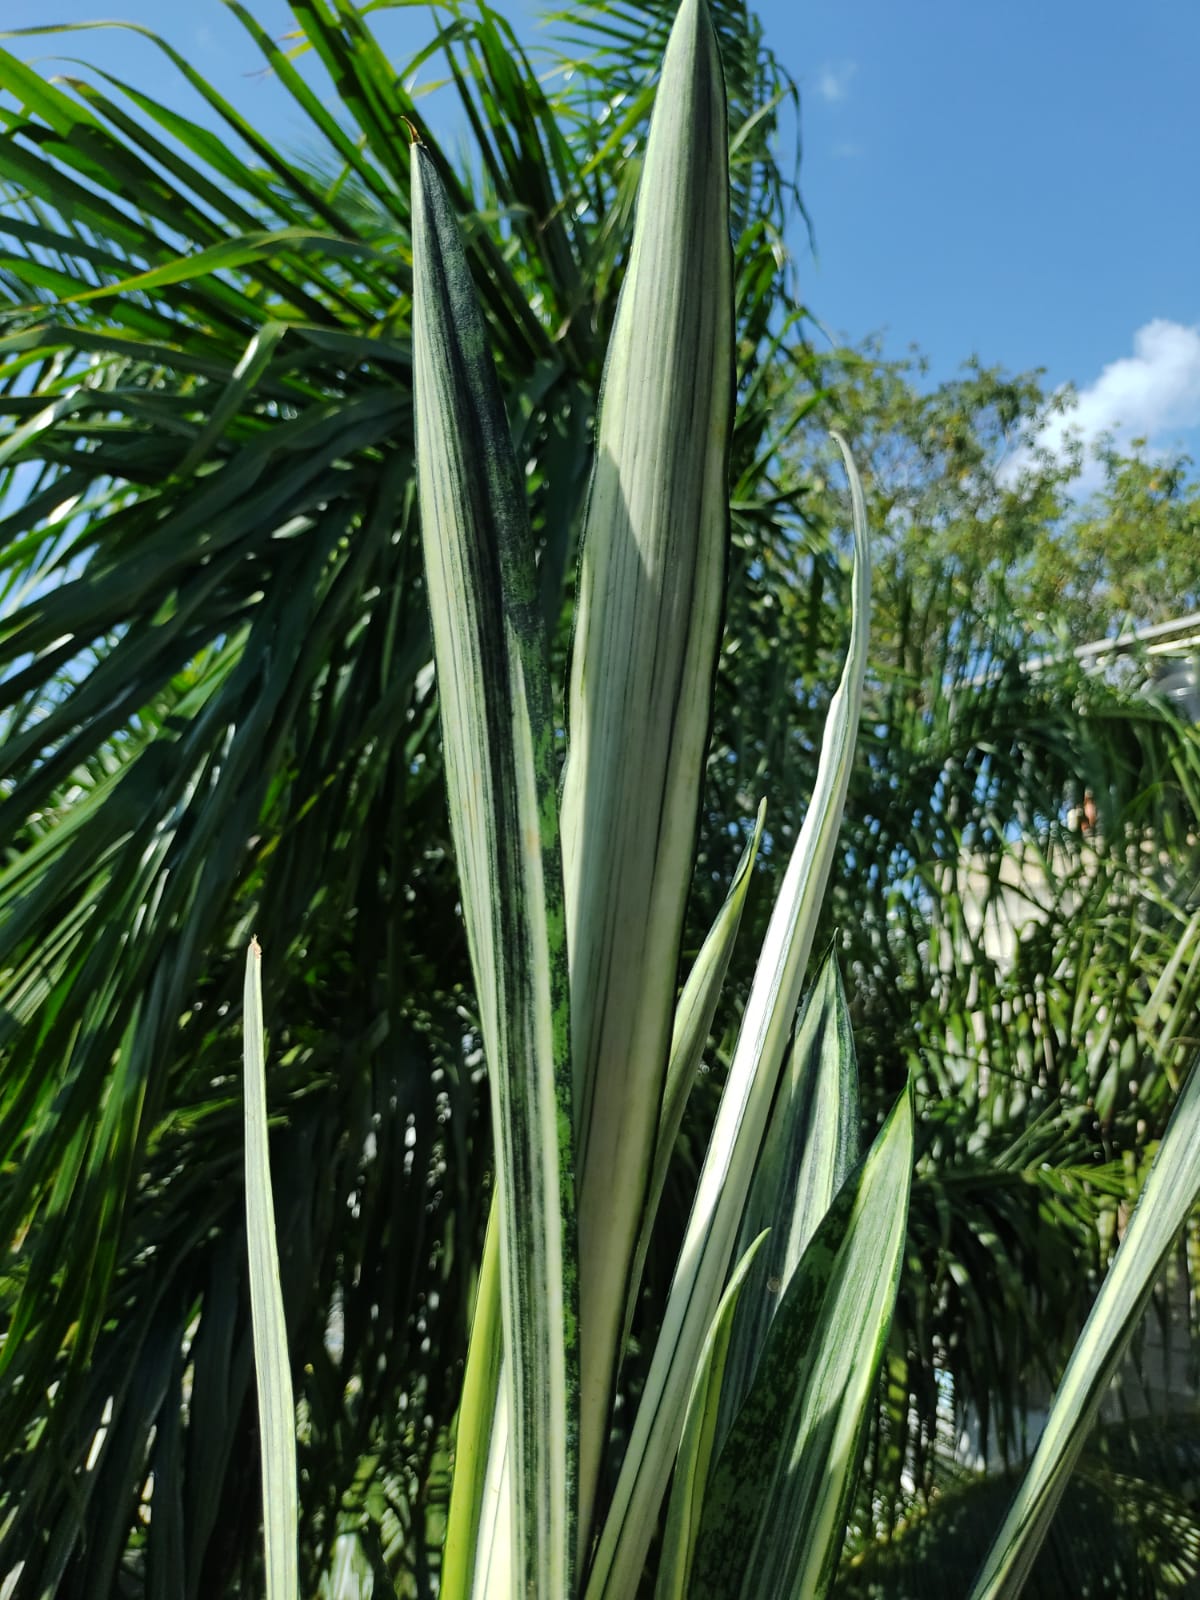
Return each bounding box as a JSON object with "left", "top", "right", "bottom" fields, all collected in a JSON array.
[{"left": 0, "top": 1, "right": 813, "bottom": 1591}]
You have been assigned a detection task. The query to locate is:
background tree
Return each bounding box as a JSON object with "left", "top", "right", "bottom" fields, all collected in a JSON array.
[{"left": 788, "top": 342, "right": 1200, "bottom": 644}]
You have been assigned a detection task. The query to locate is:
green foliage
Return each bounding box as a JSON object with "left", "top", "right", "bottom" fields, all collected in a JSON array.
[
  {"left": 839, "top": 1450, "right": 1200, "bottom": 1600},
  {"left": 792, "top": 342, "right": 1200, "bottom": 644},
  {"left": 1046, "top": 444, "right": 1200, "bottom": 637},
  {"left": 406, "top": 11, "right": 907, "bottom": 1594},
  {"left": 691, "top": 345, "right": 1200, "bottom": 1580},
  {"left": 2, "top": 0, "right": 1200, "bottom": 1595},
  {"left": 398, "top": 6, "right": 1200, "bottom": 1595},
  {"left": 0, "top": 0, "right": 813, "bottom": 1592}
]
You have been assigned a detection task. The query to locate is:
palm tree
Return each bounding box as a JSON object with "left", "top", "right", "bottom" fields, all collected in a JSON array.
[{"left": 0, "top": 2, "right": 809, "bottom": 1592}]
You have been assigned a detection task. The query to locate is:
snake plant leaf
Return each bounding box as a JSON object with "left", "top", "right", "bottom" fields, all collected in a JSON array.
[
  {"left": 410, "top": 140, "right": 577, "bottom": 1599},
  {"left": 557, "top": 0, "right": 734, "bottom": 1533},
  {"left": 621, "top": 800, "right": 767, "bottom": 1354},
  {"left": 242, "top": 939, "right": 299, "bottom": 1600},
  {"left": 653, "top": 1232, "right": 770, "bottom": 1600},
  {"left": 691, "top": 1082, "right": 914, "bottom": 1600},
  {"left": 969, "top": 1046, "right": 1200, "bottom": 1600},
  {"left": 463, "top": 606, "right": 764, "bottom": 1600},
  {"left": 716, "top": 952, "right": 860, "bottom": 1437},
  {"left": 585, "top": 433, "right": 870, "bottom": 1600}
]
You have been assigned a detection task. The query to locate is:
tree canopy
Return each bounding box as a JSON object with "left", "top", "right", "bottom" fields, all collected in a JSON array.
[{"left": 803, "top": 342, "right": 1200, "bottom": 644}]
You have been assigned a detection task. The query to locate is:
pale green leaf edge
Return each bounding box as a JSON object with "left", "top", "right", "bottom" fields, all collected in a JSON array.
[
  {"left": 442, "top": 1195, "right": 503, "bottom": 1600},
  {"left": 242, "top": 938, "right": 299, "bottom": 1600},
  {"left": 717, "top": 951, "right": 861, "bottom": 1438}
]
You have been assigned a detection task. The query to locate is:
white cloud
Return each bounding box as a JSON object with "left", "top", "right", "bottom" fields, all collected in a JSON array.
[
  {"left": 1048, "top": 319, "right": 1200, "bottom": 452},
  {"left": 1006, "top": 319, "right": 1200, "bottom": 493},
  {"left": 816, "top": 62, "right": 856, "bottom": 103}
]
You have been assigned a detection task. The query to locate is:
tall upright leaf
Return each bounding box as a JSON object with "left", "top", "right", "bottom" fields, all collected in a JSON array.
[
  {"left": 716, "top": 952, "right": 861, "bottom": 1437},
  {"left": 410, "top": 139, "right": 577, "bottom": 1599},
  {"left": 622, "top": 802, "right": 767, "bottom": 1353},
  {"left": 585, "top": 433, "right": 871, "bottom": 1600},
  {"left": 441, "top": 1198, "right": 503, "bottom": 1600},
  {"left": 691, "top": 1084, "right": 914, "bottom": 1600},
  {"left": 242, "top": 938, "right": 299, "bottom": 1600},
  {"left": 653, "top": 1232, "right": 770, "bottom": 1600},
  {"left": 556, "top": 0, "right": 734, "bottom": 1527}
]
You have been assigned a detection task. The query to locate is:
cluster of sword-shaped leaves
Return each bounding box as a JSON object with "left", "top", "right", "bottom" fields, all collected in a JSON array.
[{"left": 242, "top": 2, "right": 1200, "bottom": 1595}]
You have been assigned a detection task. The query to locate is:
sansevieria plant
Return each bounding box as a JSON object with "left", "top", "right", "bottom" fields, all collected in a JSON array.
[{"left": 241, "top": 1, "right": 1200, "bottom": 1595}]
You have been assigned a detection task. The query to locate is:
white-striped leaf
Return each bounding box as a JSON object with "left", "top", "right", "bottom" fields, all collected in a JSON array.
[
  {"left": 969, "top": 1046, "right": 1200, "bottom": 1600},
  {"left": 410, "top": 140, "right": 577, "bottom": 1599},
  {"left": 691, "top": 1083, "right": 914, "bottom": 1599},
  {"left": 585, "top": 433, "right": 871, "bottom": 1600},
  {"left": 242, "top": 938, "right": 299, "bottom": 1600},
  {"left": 653, "top": 1232, "right": 770, "bottom": 1600},
  {"left": 621, "top": 801, "right": 767, "bottom": 1354},
  {"left": 556, "top": 0, "right": 734, "bottom": 1534},
  {"left": 716, "top": 951, "right": 860, "bottom": 1439}
]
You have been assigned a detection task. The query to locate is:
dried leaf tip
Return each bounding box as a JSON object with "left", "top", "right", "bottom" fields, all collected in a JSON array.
[
  {"left": 401, "top": 115, "right": 423, "bottom": 147},
  {"left": 249, "top": 935, "right": 262, "bottom": 960}
]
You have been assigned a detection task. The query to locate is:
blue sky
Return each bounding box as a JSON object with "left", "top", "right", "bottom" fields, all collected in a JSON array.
[
  {"left": 783, "top": 0, "right": 1200, "bottom": 475},
  {"left": 7, "top": 0, "right": 1200, "bottom": 473}
]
